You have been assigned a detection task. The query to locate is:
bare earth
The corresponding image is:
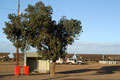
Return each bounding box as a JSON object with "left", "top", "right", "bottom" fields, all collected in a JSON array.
[{"left": 0, "top": 62, "right": 120, "bottom": 80}]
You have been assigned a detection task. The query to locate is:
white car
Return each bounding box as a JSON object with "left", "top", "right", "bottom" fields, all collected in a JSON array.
[
  {"left": 56, "top": 58, "right": 64, "bottom": 64},
  {"left": 66, "top": 58, "right": 82, "bottom": 64}
]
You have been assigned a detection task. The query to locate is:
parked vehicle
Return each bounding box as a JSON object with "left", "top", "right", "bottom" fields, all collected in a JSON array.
[
  {"left": 56, "top": 58, "right": 64, "bottom": 64},
  {"left": 66, "top": 58, "right": 82, "bottom": 64}
]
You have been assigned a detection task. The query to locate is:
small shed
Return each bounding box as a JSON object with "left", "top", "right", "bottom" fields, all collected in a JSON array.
[{"left": 24, "top": 53, "right": 50, "bottom": 73}]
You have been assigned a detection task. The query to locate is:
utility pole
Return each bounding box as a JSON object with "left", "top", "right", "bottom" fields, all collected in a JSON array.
[
  {"left": 16, "top": 0, "right": 20, "bottom": 66},
  {"left": 18, "top": 0, "right": 20, "bottom": 16}
]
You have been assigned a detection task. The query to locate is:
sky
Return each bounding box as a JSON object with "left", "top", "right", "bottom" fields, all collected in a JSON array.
[{"left": 0, "top": 0, "right": 120, "bottom": 57}]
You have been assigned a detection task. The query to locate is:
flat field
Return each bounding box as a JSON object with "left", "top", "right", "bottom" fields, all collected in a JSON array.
[{"left": 0, "top": 62, "right": 120, "bottom": 80}]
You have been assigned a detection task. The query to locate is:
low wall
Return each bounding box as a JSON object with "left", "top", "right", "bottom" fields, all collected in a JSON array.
[{"left": 99, "top": 61, "right": 117, "bottom": 64}]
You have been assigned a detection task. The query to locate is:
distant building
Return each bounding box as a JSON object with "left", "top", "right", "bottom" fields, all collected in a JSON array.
[
  {"left": 64, "top": 54, "right": 74, "bottom": 61},
  {"left": 76, "top": 54, "right": 102, "bottom": 62},
  {"left": 0, "top": 52, "right": 10, "bottom": 61},
  {"left": 13, "top": 53, "right": 24, "bottom": 61},
  {"left": 106, "top": 54, "right": 120, "bottom": 61},
  {"left": 76, "top": 54, "right": 120, "bottom": 62}
]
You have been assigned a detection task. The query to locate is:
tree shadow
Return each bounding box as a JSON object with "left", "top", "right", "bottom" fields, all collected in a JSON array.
[
  {"left": 96, "top": 66, "right": 120, "bottom": 75},
  {"left": 42, "top": 75, "right": 69, "bottom": 80},
  {"left": 57, "top": 69, "right": 96, "bottom": 74},
  {"left": 30, "top": 73, "right": 49, "bottom": 76},
  {"left": 0, "top": 74, "right": 14, "bottom": 78},
  {"left": 57, "top": 65, "right": 120, "bottom": 75},
  {"left": 63, "top": 78, "right": 88, "bottom": 80}
]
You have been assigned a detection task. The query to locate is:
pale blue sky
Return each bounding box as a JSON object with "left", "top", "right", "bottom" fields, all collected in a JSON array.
[{"left": 0, "top": 0, "right": 120, "bottom": 55}]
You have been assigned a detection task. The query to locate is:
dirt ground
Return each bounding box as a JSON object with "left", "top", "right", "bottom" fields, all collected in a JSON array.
[{"left": 0, "top": 62, "right": 120, "bottom": 80}]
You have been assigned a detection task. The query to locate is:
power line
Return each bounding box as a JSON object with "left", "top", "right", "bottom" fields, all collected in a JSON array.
[{"left": 0, "top": 6, "right": 17, "bottom": 11}]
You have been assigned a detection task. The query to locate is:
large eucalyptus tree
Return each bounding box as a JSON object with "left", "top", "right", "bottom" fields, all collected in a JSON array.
[
  {"left": 23, "top": 1, "right": 82, "bottom": 76},
  {"left": 4, "top": 1, "right": 82, "bottom": 76}
]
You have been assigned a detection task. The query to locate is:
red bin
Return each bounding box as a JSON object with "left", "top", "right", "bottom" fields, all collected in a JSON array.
[
  {"left": 24, "top": 66, "right": 29, "bottom": 75},
  {"left": 15, "top": 66, "right": 20, "bottom": 76}
]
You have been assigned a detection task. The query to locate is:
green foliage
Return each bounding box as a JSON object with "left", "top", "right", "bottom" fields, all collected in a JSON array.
[
  {"left": 3, "top": 14, "right": 22, "bottom": 48},
  {"left": 3, "top": 1, "right": 82, "bottom": 62},
  {"left": 3, "top": 13, "right": 29, "bottom": 52},
  {"left": 23, "top": 1, "right": 82, "bottom": 61}
]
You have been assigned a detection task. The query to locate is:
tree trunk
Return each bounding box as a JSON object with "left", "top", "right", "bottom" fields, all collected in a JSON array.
[
  {"left": 50, "top": 62, "right": 56, "bottom": 76},
  {"left": 16, "top": 48, "right": 19, "bottom": 66},
  {"left": 23, "top": 51, "right": 24, "bottom": 65},
  {"left": 23, "top": 51, "right": 24, "bottom": 60}
]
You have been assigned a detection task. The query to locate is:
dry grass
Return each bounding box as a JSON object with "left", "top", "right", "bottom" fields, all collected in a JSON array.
[{"left": 0, "top": 62, "right": 120, "bottom": 80}]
